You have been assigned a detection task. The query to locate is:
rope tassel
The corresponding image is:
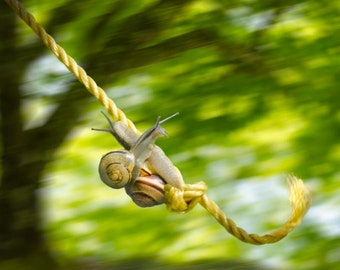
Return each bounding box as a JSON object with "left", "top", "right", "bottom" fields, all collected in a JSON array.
[
  {"left": 5, "top": 0, "right": 312, "bottom": 245},
  {"left": 165, "top": 175, "right": 312, "bottom": 244}
]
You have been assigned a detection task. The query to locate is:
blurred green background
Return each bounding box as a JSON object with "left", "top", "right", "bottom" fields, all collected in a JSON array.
[{"left": 1, "top": 0, "right": 339, "bottom": 269}]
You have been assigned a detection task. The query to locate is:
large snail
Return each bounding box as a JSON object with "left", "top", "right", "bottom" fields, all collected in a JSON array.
[{"left": 93, "top": 112, "right": 184, "bottom": 207}]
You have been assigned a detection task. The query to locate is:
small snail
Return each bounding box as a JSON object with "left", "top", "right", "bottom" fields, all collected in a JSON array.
[
  {"left": 93, "top": 112, "right": 184, "bottom": 207},
  {"left": 126, "top": 174, "right": 166, "bottom": 207},
  {"left": 98, "top": 150, "right": 134, "bottom": 189}
]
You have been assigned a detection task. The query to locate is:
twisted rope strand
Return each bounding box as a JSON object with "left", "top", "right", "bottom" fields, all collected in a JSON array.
[
  {"left": 7, "top": 0, "right": 312, "bottom": 245},
  {"left": 4, "top": 0, "right": 138, "bottom": 133},
  {"left": 165, "top": 175, "right": 312, "bottom": 245}
]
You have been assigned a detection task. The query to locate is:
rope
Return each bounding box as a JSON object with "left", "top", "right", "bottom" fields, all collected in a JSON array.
[
  {"left": 6, "top": 0, "right": 312, "bottom": 245},
  {"left": 165, "top": 175, "right": 312, "bottom": 245},
  {"left": 4, "top": 0, "right": 139, "bottom": 134}
]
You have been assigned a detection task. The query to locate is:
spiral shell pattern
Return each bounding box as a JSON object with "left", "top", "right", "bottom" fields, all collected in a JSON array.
[
  {"left": 99, "top": 150, "right": 135, "bottom": 189},
  {"left": 127, "top": 175, "right": 165, "bottom": 207}
]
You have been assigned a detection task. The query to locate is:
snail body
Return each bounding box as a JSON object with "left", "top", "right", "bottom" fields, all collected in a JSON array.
[{"left": 94, "top": 112, "right": 184, "bottom": 207}]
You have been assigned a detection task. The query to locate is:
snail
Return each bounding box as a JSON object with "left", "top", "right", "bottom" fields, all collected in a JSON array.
[
  {"left": 126, "top": 173, "right": 166, "bottom": 207},
  {"left": 93, "top": 112, "right": 184, "bottom": 207},
  {"left": 98, "top": 150, "right": 135, "bottom": 189}
]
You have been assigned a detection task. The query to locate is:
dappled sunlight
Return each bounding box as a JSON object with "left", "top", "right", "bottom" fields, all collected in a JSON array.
[
  {"left": 231, "top": 106, "right": 306, "bottom": 145},
  {"left": 272, "top": 68, "right": 304, "bottom": 85}
]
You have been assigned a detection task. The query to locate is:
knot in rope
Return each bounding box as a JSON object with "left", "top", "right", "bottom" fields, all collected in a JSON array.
[{"left": 164, "top": 182, "right": 207, "bottom": 213}]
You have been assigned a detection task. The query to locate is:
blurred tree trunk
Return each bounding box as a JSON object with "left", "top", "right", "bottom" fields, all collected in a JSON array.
[
  {"left": 0, "top": 4, "right": 91, "bottom": 269},
  {"left": 0, "top": 3, "right": 57, "bottom": 269}
]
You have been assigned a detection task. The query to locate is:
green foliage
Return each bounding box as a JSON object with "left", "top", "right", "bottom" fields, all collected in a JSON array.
[{"left": 2, "top": 0, "right": 339, "bottom": 269}]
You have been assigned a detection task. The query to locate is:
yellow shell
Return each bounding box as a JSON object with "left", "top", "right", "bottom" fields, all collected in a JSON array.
[{"left": 99, "top": 150, "right": 135, "bottom": 189}]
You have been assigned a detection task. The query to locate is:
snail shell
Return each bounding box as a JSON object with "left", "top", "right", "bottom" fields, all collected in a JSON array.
[
  {"left": 93, "top": 112, "right": 184, "bottom": 190},
  {"left": 94, "top": 112, "right": 183, "bottom": 207},
  {"left": 126, "top": 175, "right": 165, "bottom": 207},
  {"left": 99, "top": 150, "right": 135, "bottom": 189}
]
